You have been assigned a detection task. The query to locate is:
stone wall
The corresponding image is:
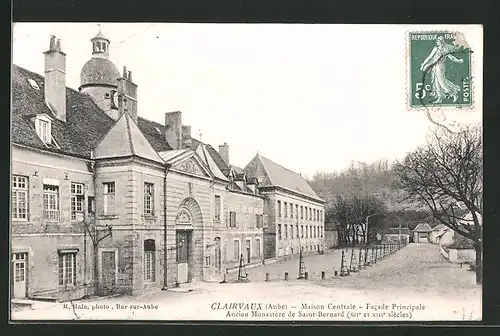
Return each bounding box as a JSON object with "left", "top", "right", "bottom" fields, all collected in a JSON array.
[{"left": 11, "top": 146, "right": 94, "bottom": 301}]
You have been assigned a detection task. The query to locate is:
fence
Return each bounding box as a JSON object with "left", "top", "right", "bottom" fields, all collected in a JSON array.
[{"left": 222, "top": 241, "right": 410, "bottom": 283}]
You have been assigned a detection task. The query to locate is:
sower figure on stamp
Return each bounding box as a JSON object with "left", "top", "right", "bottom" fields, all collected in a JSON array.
[{"left": 420, "top": 36, "right": 464, "bottom": 104}]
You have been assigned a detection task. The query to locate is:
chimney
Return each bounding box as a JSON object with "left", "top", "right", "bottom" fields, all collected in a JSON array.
[
  {"left": 117, "top": 66, "right": 138, "bottom": 123},
  {"left": 43, "top": 35, "right": 66, "bottom": 122},
  {"left": 219, "top": 143, "right": 229, "bottom": 165},
  {"left": 165, "top": 111, "right": 182, "bottom": 150},
  {"left": 181, "top": 125, "right": 193, "bottom": 149}
]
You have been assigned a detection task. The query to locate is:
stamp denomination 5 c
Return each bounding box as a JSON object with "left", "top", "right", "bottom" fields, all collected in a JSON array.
[{"left": 408, "top": 31, "right": 473, "bottom": 109}]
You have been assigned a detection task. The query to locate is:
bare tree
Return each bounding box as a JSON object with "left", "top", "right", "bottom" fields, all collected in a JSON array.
[
  {"left": 328, "top": 194, "right": 387, "bottom": 246},
  {"left": 393, "top": 124, "right": 483, "bottom": 283}
]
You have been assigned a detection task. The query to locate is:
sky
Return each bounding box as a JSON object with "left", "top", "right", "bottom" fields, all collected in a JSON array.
[{"left": 12, "top": 23, "right": 483, "bottom": 179}]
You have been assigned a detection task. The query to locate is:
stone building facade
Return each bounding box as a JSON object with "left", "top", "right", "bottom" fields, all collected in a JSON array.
[
  {"left": 11, "top": 31, "right": 320, "bottom": 301},
  {"left": 244, "top": 155, "right": 326, "bottom": 259}
]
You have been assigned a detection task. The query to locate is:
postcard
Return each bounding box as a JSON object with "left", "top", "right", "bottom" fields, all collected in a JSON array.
[{"left": 10, "top": 23, "right": 483, "bottom": 322}]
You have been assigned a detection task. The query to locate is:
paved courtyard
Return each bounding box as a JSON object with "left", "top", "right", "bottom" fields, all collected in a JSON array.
[{"left": 11, "top": 243, "right": 481, "bottom": 322}]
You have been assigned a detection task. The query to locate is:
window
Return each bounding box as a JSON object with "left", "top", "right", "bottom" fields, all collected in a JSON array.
[
  {"left": 43, "top": 184, "right": 59, "bottom": 221},
  {"left": 229, "top": 211, "right": 236, "bottom": 227},
  {"left": 290, "top": 225, "right": 294, "bottom": 238},
  {"left": 37, "top": 118, "right": 51, "bottom": 144},
  {"left": 296, "top": 225, "right": 299, "bottom": 238},
  {"left": 305, "top": 207, "right": 308, "bottom": 220},
  {"left": 310, "top": 208, "right": 312, "bottom": 220},
  {"left": 144, "top": 183, "right": 154, "bottom": 215},
  {"left": 306, "top": 225, "right": 308, "bottom": 238},
  {"left": 320, "top": 227, "right": 324, "bottom": 238},
  {"left": 234, "top": 240, "right": 240, "bottom": 261},
  {"left": 144, "top": 239, "right": 155, "bottom": 282},
  {"left": 310, "top": 226, "right": 313, "bottom": 238},
  {"left": 314, "top": 209, "right": 317, "bottom": 221},
  {"left": 103, "top": 182, "right": 116, "bottom": 215},
  {"left": 295, "top": 205, "right": 298, "bottom": 219},
  {"left": 284, "top": 202, "right": 288, "bottom": 218},
  {"left": 88, "top": 196, "right": 95, "bottom": 214},
  {"left": 12, "top": 175, "right": 28, "bottom": 220},
  {"left": 278, "top": 224, "right": 282, "bottom": 240},
  {"left": 301, "top": 206, "right": 304, "bottom": 219},
  {"left": 205, "top": 256, "right": 211, "bottom": 267},
  {"left": 255, "top": 238, "right": 261, "bottom": 258},
  {"left": 256, "top": 214, "right": 263, "bottom": 228},
  {"left": 284, "top": 224, "right": 288, "bottom": 239},
  {"left": 290, "top": 203, "right": 294, "bottom": 218},
  {"left": 277, "top": 201, "right": 281, "bottom": 217},
  {"left": 214, "top": 195, "right": 221, "bottom": 221},
  {"left": 71, "top": 182, "right": 84, "bottom": 221},
  {"left": 58, "top": 253, "right": 76, "bottom": 286},
  {"left": 301, "top": 225, "right": 304, "bottom": 238}
]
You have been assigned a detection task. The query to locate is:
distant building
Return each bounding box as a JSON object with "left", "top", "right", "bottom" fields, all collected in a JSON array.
[
  {"left": 412, "top": 223, "right": 433, "bottom": 243},
  {"left": 380, "top": 227, "right": 410, "bottom": 244}
]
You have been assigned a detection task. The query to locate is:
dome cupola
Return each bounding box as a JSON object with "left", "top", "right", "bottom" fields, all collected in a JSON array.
[{"left": 79, "top": 29, "right": 120, "bottom": 90}]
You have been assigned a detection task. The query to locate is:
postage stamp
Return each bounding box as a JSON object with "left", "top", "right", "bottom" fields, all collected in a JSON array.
[{"left": 408, "top": 31, "right": 473, "bottom": 110}]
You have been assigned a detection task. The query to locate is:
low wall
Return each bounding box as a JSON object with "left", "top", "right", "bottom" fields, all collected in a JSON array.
[
  {"left": 440, "top": 245, "right": 475, "bottom": 264},
  {"left": 457, "top": 249, "right": 476, "bottom": 263}
]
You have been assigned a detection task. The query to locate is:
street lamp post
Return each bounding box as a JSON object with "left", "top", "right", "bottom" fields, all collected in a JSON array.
[{"left": 365, "top": 213, "right": 377, "bottom": 245}]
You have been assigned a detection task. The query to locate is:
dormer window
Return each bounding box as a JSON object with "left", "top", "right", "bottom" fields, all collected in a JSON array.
[
  {"left": 34, "top": 115, "right": 53, "bottom": 144},
  {"left": 28, "top": 78, "right": 40, "bottom": 90}
]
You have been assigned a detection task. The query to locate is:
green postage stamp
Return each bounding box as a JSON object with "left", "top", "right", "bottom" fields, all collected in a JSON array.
[{"left": 408, "top": 31, "right": 473, "bottom": 109}]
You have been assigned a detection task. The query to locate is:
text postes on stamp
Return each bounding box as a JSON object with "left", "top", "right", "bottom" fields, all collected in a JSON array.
[{"left": 408, "top": 31, "right": 472, "bottom": 109}]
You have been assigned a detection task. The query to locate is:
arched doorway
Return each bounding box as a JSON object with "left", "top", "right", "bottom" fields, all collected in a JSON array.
[{"left": 175, "top": 197, "right": 203, "bottom": 284}]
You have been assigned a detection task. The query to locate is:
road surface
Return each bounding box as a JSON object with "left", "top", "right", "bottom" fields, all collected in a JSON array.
[{"left": 11, "top": 243, "right": 481, "bottom": 321}]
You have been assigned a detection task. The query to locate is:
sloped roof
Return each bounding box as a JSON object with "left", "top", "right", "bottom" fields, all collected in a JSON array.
[
  {"left": 195, "top": 145, "right": 229, "bottom": 181},
  {"left": 93, "top": 112, "right": 164, "bottom": 163},
  {"left": 231, "top": 165, "right": 244, "bottom": 174},
  {"left": 136, "top": 117, "right": 172, "bottom": 152},
  {"left": 204, "top": 144, "right": 231, "bottom": 175},
  {"left": 460, "top": 211, "right": 482, "bottom": 226},
  {"left": 12, "top": 64, "right": 171, "bottom": 158},
  {"left": 244, "top": 154, "right": 322, "bottom": 202},
  {"left": 12, "top": 65, "right": 115, "bottom": 158},
  {"left": 158, "top": 149, "right": 191, "bottom": 163},
  {"left": 413, "top": 223, "right": 433, "bottom": 232},
  {"left": 432, "top": 224, "right": 448, "bottom": 231}
]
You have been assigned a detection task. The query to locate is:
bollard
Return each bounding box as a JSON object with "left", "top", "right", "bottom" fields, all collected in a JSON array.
[
  {"left": 305, "top": 272, "right": 309, "bottom": 280},
  {"left": 284, "top": 272, "right": 289, "bottom": 281},
  {"left": 265, "top": 272, "right": 270, "bottom": 282},
  {"left": 321, "top": 271, "right": 325, "bottom": 280},
  {"left": 220, "top": 273, "right": 227, "bottom": 284}
]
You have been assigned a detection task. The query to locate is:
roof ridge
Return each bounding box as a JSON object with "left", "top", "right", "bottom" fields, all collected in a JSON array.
[
  {"left": 258, "top": 153, "right": 304, "bottom": 178},
  {"left": 255, "top": 154, "right": 275, "bottom": 186},
  {"left": 125, "top": 113, "right": 135, "bottom": 155},
  {"left": 91, "top": 111, "right": 124, "bottom": 157}
]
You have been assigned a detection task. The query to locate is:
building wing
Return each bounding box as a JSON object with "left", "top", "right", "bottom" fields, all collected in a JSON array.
[{"left": 244, "top": 154, "right": 323, "bottom": 202}]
